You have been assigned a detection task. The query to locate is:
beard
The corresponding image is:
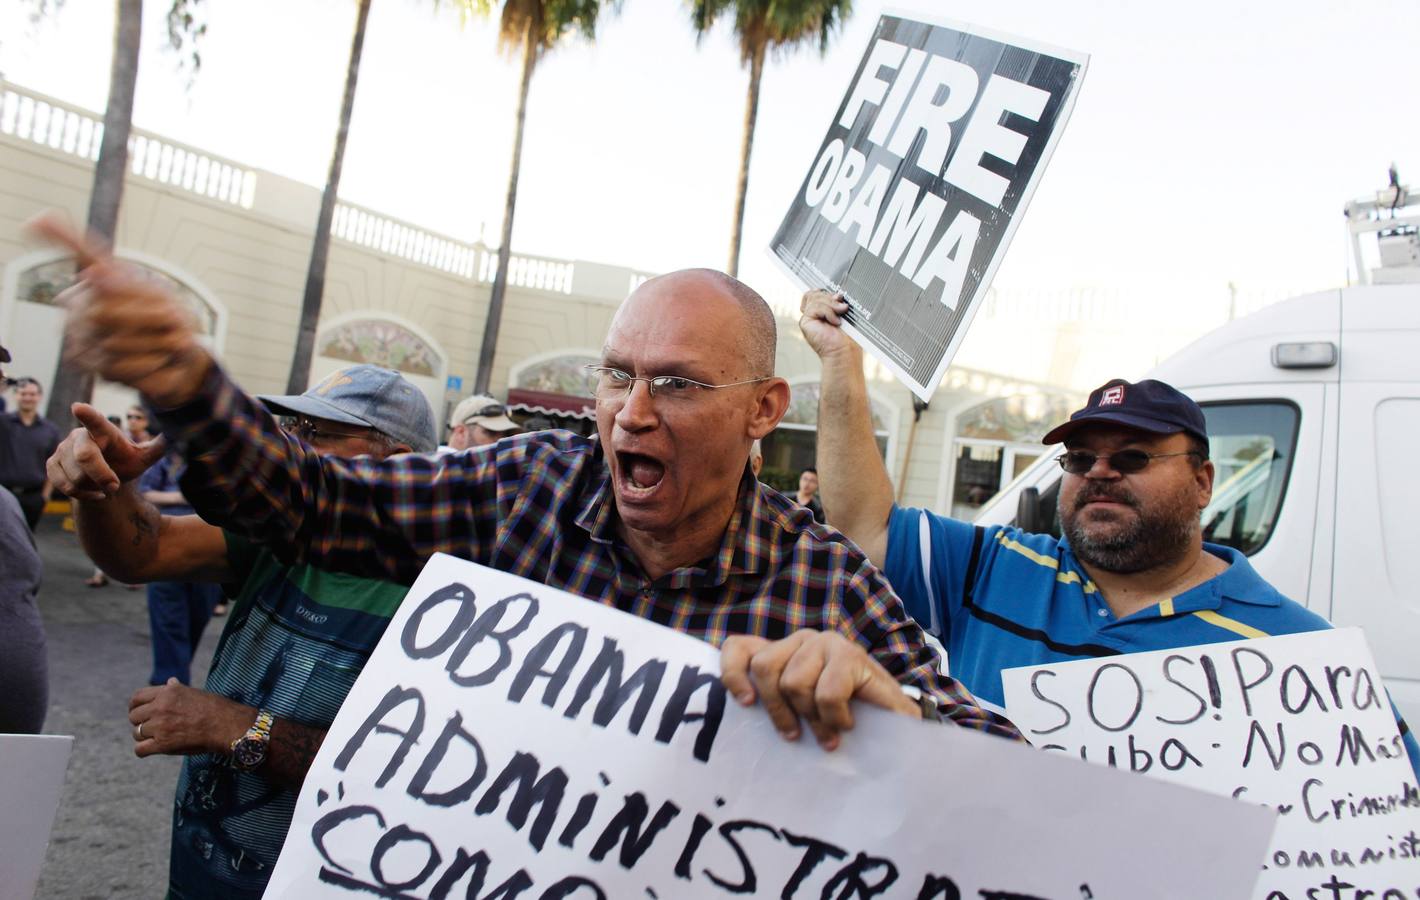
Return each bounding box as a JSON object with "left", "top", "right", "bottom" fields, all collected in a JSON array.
[{"left": 1060, "top": 480, "right": 1199, "bottom": 574}]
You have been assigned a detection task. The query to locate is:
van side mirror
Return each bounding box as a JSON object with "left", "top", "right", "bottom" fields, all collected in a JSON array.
[{"left": 1016, "top": 486, "right": 1042, "bottom": 534}]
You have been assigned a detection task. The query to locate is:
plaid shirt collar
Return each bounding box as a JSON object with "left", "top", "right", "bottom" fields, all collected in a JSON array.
[{"left": 574, "top": 443, "right": 770, "bottom": 589}]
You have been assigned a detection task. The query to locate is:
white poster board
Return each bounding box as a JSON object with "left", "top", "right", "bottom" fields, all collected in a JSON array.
[
  {"left": 1002, "top": 629, "right": 1420, "bottom": 900},
  {"left": 0, "top": 734, "right": 73, "bottom": 900},
  {"left": 266, "top": 555, "right": 1277, "bottom": 899},
  {"left": 769, "top": 13, "right": 1087, "bottom": 400}
]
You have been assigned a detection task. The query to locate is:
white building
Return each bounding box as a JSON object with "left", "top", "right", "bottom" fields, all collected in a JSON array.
[{"left": 1, "top": 79, "right": 1087, "bottom": 513}]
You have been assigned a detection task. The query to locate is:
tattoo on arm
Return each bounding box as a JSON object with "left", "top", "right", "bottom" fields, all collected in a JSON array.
[
  {"left": 264, "top": 719, "right": 327, "bottom": 790},
  {"left": 130, "top": 509, "right": 156, "bottom": 547}
]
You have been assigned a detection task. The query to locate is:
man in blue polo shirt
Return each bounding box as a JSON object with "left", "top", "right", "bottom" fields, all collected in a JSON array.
[{"left": 799, "top": 289, "right": 1420, "bottom": 778}]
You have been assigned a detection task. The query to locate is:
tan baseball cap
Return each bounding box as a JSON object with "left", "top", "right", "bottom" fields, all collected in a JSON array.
[{"left": 450, "top": 394, "right": 518, "bottom": 433}]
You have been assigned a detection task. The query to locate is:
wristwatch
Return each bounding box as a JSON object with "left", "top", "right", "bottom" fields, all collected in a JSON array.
[{"left": 229, "top": 710, "right": 275, "bottom": 771}]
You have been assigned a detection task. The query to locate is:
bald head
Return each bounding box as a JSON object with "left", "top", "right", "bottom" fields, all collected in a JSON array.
[{"left": 630, "top": 269, "right": 777, "bottom": 376}]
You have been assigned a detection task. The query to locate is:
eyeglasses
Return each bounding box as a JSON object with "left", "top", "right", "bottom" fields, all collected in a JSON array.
[
  {"left": 280, "top": 416, "right": 378, "bottom": 444},
  {"left": 126, "top": 413, "right": 147, "bottom": 420},
  {"left": 584, "top": 365, "right": 770, "bottom": 403},
  {"left": 1057, "top": 449, "right": 1202, "bottom": 475}
]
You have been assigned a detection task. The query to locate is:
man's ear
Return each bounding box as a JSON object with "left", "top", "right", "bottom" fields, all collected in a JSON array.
[
  {"left": 747, "top": 378, "right": 790, "bottom": 440},
  {"left": 1195, "top": 458, "right": 1215, "bottom": 509}
]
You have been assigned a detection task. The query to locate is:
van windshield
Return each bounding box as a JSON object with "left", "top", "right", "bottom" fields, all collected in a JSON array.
[{"left": 1017, "top": 400, "right": 1300, "bottom": 557}]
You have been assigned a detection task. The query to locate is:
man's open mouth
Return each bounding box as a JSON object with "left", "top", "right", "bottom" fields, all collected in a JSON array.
[{"left": 616, "top": 451, "right": 666, "bottom": 495}]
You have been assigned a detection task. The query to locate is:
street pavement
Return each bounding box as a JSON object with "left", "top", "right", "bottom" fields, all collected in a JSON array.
[{"left": 29, "top": 512, "right": 215, "bottom": 899}]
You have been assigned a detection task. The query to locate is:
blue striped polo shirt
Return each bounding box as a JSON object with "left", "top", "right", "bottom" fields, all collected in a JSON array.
[{"left": 884, "top": 506, "right": 1420, "bottom": 779}]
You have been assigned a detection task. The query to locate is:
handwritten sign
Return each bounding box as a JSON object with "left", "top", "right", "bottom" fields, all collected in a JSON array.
[
  {"left": 769, "top": 14, "right": 1087, "bottom": 400},
  {"left": 1002, "top": 629, "right": 1420, "bottom": 900},
  {"left": 265, "top": 554, "right": 1276, "bottom": 898},
  {"left": 0, "top": 734, "right": 73, "bottom": 900}
]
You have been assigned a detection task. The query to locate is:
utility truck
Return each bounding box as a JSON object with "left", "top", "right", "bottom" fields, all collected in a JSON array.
[{"left": 973, "top": 175, "right": 1420, "bottom": 724}]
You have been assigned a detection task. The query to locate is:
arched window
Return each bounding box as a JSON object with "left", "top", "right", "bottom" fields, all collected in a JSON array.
[
  {"left": 506, "top": 352, "right": 599, "bottom": 434},
  {"left": 513, "top": 353, "right": 598, "bottom": 397},
  {"left": 949, "top": 392, "right": 1077, "bottom": 519},
  {"left": 955, "top": 393, "right": 1075, "bottom": 443},
  {"left": 317, "top": 319, "right": 441, "bottom": 377},
  {"left": 17, "top": 255, "right": 219, "bottom": 339},
  {"left": 759, "top": 380, "right": 894, "bottom": 494},
  {"left": 6, "top": 252, "right": 226, "bottom": 421}
]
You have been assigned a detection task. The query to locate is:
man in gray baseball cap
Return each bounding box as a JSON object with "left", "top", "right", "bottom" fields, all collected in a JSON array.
[
  {"left": 47, "top": 365, "right": 435, "bottom": 898},
  {"left": 260, "top": 364, "right": 438, "bottom": 454}
]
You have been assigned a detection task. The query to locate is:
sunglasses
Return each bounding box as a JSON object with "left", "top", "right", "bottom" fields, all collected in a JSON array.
[
  {"left": 280, "top": 416, "right": 377, "bottom": 443},
  {"left": 462, "top": 402, "right": 508, "bottom": 422},
  {"left": 1057, "top": 449, "right": 1202, "bottom": 475}
]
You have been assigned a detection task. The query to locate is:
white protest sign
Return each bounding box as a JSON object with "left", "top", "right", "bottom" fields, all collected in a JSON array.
[
  {"left": 0, "top": 733, "right": 73, "bottom": 900},
  {"left": 769, "top": 13, "right": 1087, "bottom": 400},
  {"left": 266, "top": 554, "right": 1276, "bottom": 899},
  {"left": 1002, "top": 629, "right": 1420, "bottom": 900}
]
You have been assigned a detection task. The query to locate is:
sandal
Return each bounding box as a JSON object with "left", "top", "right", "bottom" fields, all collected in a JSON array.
[{"left": 84, "top": 573, "right": 109, "bottom": 588}]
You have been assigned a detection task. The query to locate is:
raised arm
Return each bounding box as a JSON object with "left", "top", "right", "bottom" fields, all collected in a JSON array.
[
  {"left": 33, "top": 214, "right": 495, "bottom": 584},
  {"left": 49, "top": 404, "right": 231, "bottom": 584},
  {"left": 799, "top": 291, "right": 895, "bottom": 564}
]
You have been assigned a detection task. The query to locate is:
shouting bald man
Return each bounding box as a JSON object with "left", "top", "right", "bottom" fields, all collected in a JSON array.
[{"left": 38, "top": 218, "right": 1019, "bottom": 753}]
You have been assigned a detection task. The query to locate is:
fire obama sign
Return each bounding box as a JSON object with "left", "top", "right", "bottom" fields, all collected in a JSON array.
[{"left": 770, "top": 15, "right": 1087, "bottom": 400}]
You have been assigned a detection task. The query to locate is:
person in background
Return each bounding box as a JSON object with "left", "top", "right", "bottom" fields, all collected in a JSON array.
[
  {"left": 53, "top": 364, "right": 436, "bottom": 899},
  {"left": 797, "top": 466, "right": 824, "bottom": 523},
  {"left": 797, "top": 288, "right": 1420, "bottom": 779},
  {"left": 0, "top": 376, "right": 62, "bottom": 530},
  {"left": 443, "top": 392, "right": 519, "bottom": 450},
  {"left": 749, "top": 438, "right": 763, "bottom": 478},
  {"left": 0, "top": 337, "right": 47, "bottom": 733},
  {"left": 124, "top": 405, "right": 152, "bottom": 443},
  {"left": 137, "top": 448, "right": 224, "bottom": 686}
]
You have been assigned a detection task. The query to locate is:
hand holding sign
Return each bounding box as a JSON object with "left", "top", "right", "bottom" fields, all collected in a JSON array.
[
  {"left": 797, "top": 290, "right": 858, "bottom": 362},
  {"left": 721, "top": 629, "right": 921, "bottom": 750},
  {"left": 26, "top": 213, "right": 213, "bottom": 408},
  {"left": 771, "top": 15, "right": 1086, "bottom": 400}
]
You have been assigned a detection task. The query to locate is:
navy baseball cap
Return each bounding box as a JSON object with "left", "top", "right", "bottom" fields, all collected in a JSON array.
[
  {"left": 258, "top": 365, "right": 437, "bottom": 453},
  {"left": 1041, "top": 378, "right": 1208, "bottom": 449}
]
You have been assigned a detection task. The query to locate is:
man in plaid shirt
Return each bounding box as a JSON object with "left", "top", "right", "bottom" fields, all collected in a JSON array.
[{"left": 39, "top": 217, "right": 1020, "bottom": 750}]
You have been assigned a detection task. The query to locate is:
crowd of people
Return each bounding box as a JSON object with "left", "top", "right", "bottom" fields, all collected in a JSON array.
[{"left": 6, "top": 216, "right": 1418, "bottom": 898}]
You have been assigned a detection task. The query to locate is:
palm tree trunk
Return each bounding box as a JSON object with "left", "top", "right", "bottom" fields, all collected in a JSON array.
[
  {"left": 474, "top": 18, "right": 538, "bottom": 395},
  {"left": 727, "top": 39, "right": 765, "bottom": 279},
  {"left": 47, "top": 0, "right": 142, "bottom": 424},
  {"left": 285, "top": 0, "right": 372, "bottom": 394}
]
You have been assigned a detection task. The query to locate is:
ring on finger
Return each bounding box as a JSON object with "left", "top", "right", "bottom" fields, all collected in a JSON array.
[{"left": 134, "top": 721, "right": 144, "bottom": 740}]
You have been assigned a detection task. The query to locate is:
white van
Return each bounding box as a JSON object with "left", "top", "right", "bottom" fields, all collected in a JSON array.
[{"left": 974, "top": 185, "right": 1420, "bottom": 725}]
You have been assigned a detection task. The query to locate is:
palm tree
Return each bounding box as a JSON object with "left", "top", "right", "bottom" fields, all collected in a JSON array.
[
  {"left": 285, "top": 0, "right": 374, "bottom": 394},
  {"left": 43, "top": 0, "right": 203, "bottom": 423},
  {"left": 691, "top": 0, "right": 851, "bottom": 277},
  {"left": 469, "top": 0, "right": 617, "bottom": 395}
]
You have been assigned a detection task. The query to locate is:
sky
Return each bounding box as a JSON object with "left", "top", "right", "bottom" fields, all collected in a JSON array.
[{"left": 3, "top": 0, "right": 1419, "bottom": 328}]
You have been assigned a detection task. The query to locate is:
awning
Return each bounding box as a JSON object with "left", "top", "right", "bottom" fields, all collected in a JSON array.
[{"left": 507, "top": 387, "right": 595, "bottom": 421}]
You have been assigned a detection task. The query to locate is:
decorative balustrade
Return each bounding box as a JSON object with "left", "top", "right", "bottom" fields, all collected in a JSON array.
[
  {"left": 1, "top": 82, "right": 257, "bottom": 209},
  {"left": 333, "top": 201, "right": 655, "bottom": 298},
  {"left": 2, "top": 80, "right": 656, "bottom": 299}
]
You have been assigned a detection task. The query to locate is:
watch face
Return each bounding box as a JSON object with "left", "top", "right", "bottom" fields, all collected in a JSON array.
[{"left": 232, "top": 737, "right": 267, "bottom": 769}]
